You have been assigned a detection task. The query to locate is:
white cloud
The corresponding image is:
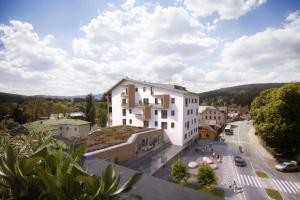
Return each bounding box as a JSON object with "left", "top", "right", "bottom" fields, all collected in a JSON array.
[
  {"left": 0, "top": 2, "right": 299, "bottom": 95},
  {"left": 220, "top": 11, "right": 300, "bottom": 71},
  {"left": 183, "top": 0, "right": 267, "bottom": 20}
]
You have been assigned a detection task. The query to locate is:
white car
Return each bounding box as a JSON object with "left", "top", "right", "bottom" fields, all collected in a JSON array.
[{"left": 275, "top": 161, "right": 299, "bottom": 172}]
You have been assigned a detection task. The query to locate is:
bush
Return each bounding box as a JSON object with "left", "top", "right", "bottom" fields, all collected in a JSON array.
[
  {"left": 171, "top": 159, "right": 189, "bottom": 182},
  {"left": 197, "top": 164, "right": 217, "bottom": 188}
]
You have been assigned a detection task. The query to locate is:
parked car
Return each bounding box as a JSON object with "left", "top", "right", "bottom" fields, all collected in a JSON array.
[
  {"left": 275, "top": 161, "right": 299, "bottom": 172},
  {"left": 234, "top": 156, "right": 246, "bottom": 167}
]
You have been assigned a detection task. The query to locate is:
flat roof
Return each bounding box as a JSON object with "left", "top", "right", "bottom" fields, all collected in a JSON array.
[{"left": 26, "top": 119, "right": 90, "bottom": 130}]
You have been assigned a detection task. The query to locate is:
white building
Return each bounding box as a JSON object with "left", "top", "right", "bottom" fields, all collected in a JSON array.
[{"left": 105, "top": 78, "right": 199, "bottom": 146}]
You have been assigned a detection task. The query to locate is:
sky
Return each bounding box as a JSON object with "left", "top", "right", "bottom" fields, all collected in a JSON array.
[{"left": 0, "top": 0, "right": 300, "bottom": 96}]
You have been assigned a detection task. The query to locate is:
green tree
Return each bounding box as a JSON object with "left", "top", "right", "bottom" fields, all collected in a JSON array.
[
  {"left": 0, "top": 140, "right": 142, "bottom": 199},
  {"left": 85, "top": 94, "right": 96, "bottom": 125},
  {"left": 251, "top": 83, "right": 300, "bottom": 156},
  {"left": 99, "top": 109, "right": 108, "bottom": 127},
  {"left": 171, "top": 159, "right": 188, "bottom": 182},
  {"left": 197, "top": 164, "right": 217, "bottom": 188}
]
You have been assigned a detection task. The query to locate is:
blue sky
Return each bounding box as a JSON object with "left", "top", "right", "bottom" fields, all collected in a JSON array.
[{"left": 0, "top": 0, "right": 300, "bottom": 95}]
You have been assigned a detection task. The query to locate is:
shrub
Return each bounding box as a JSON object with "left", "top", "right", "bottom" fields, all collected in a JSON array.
[
  {"left": 171, "top": 159, "right": 189, "bottom": 182},
  {"left": 197, "top": 164, "right": 217, "bottom": 188}
]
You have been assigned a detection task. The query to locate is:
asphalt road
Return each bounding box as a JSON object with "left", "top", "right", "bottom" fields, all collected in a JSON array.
[{"left": 223, "top": 120, "right": 300, "bottom": 200}]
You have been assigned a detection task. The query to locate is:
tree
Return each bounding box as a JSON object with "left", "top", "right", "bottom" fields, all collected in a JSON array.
[
  {"left": 171, "top": 160, "right": 188, "bottom": 182},
  {"left": 251, "top": 83, "right": 300, "bottom": 156},
  {"left": 85, "top": 94, "right": 96, "bottom": 125},
  {"left": 197, "top": 164, "right": 217, "bottom": 188},
  {"left": 99, "top": 109, "right": 108, "bottom": 127},
  {"left": 0, "top": 140, "right": 142, "bottom": 199}
]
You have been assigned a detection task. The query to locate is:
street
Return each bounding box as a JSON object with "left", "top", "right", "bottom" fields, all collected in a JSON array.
[{"left": 222, "top": 120, "right": 300, "bottom": 200}]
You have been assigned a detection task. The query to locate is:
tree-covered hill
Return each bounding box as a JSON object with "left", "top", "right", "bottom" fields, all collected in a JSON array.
[{"left": 198, "top": 82, "right": 292, "bottom": 107}]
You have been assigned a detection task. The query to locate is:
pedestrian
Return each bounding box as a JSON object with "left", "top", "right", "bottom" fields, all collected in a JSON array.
[{"left": 233, "top": 180, "right": 237, "bottom": 192}]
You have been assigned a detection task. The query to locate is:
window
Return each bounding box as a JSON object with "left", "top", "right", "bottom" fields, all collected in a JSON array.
[
  {"left": 143, "top": 98, "right": 149, "bottom": 105},
  {"left": 122, "top": 99, "right": 126, "bottom": 104},
  {"left": 214, "top": 116, "right": 216, "bottom": 120},
  {"left": 218, "top": 116, "right": 221, "bottom": 120},
  {"left": 155, "top": 110, "right": 158, "bottom": 115},
  {"left": 187, "top": 121, "right": 190, "bottom": 129},
  {"left": 151, "top": 87, "right": 154, "bottom": 95},
  {"left": 196, "top": 109, "right": 198, "bottom": 114},
  {"left": 67, "top": 127, "right": 69, "bottom": 130},
  {"left": 161, "top": 110, "right": 168, "bottom": 119},
  {"left": 60, "top": 127, "right": 63, "bottom": 130},
  {"left": 144, "top": 121, "right": 149, "bottom": 127},
  {"left": 209, "top": 116, "right": 212, "bottom": 120},
  {"left": 129, "top": 109, "right": 132, "bottom": 114},
  {"left": 194, "top": 118, "right": 196, "bottom": 123},
  {"left": 171, "top": 110, "right": 175, "bottom": 116},
  {"left": 143, "top": 87, "right": 146, "bottom": 92},
  {"left": 129, "top": 119, "right": 132, "bottom": 124},
  {"left": 192, "top": 99, "right": 194, "bottom": 103},
  {"left": 171, "top": 122, "right": 175, "bottom": 128},
  {"left": 205, "top": 116, "right": 208, "bottom": 119},
  {"left": 184, "top": 134, "right": 187, "bottom": 139},
  {"left": 74, "top": 127, "right": 77, "bottom": 131},
  {"left": 195, "top": 98, "right": 198, "bottom": 103},
  {"left": 185, "top": 98, "right": 188, "bottom": 106},
  {"left": 161, "top": 122, "right": 167, "bottom": 129},
  {"left": 135, "top": 88, "right": 138, "bottom": 92},
  {"left": 187, "top": 110, "right": 190, "bottom": 115},
  {"left": 155, "top": 121, "right": 158, "bottom": 127},
  {"left": 155, "top": 98, "right": 158, "bottom": 104},
  {"left": 122, "top": 109, "right": 126, "bottom": 116},
  {"left": 171, "top": 98, "right": 175, "bottom": 104},
  {"left": 191, "top": 109, "right": 193, "bottom": 114},
  {"left": 122, "top": 119, "right": 126, "bottom": 125}
]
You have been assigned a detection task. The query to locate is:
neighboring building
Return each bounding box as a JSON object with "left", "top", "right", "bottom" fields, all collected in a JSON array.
[
  {"left": 49, "top": 113, "right": 65, "bottom": 119},
  {"left": 198, "top": 106, "right": 227, "bottom": 128},
  {"left": 198, "top": 119, "right": 218, "bottom": 140},
  {"left": 67, "top": 112, "right": 86, "bottom": 120},
  {"left": 25, "top": 119, "right": 90, "bottom": 138},
  {"left": 105, "top": 78, "right": 199, "bottom": 146}
]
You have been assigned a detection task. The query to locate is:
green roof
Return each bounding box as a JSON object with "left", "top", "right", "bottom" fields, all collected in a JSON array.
[{"left": 26, "top": 119, "right": 90, "bottom": 131}]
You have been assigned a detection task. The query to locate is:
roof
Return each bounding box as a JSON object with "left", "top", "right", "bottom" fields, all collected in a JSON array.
[
  {"left": 198, "top": 106, "right": 216, "bottom": 113},
  {"left": 199, "top": 119, "right": 217, "bottom": 127},
  {"left": 26, "top": 119, "right": 90, "bottom": 130},
  {"left": 104, "top": 78, "right": 198, "bottom": 96},
  {"left": 83, "top": 158, "right": 218, "bottom": 200}
]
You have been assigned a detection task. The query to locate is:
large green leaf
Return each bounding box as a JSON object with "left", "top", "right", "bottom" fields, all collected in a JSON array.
[{"left": 112, "top": 172, "right": 142, "bottom": 195}]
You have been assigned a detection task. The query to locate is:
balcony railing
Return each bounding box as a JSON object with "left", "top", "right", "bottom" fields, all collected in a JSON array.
[
  {"left": 121, "top": 102, "right": 129, "bottom": 107},
  {"left": 121, "top": 92, "right": 128, "bottom": 97}
]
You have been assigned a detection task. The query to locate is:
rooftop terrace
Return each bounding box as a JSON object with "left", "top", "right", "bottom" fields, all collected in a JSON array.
[{"left": 83, "top": 126, "right": 153, "bottom": 152}]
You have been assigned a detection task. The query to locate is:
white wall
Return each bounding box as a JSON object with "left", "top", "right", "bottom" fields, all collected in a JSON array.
[{"left": 111, "top": 80, "right": 198, "bottom": 146}]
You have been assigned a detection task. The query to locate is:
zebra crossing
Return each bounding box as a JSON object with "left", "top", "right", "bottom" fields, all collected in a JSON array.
[
  {"left": 225, "top": 139, "right": 251, "bottom": 144},
  {"left": 237, "top": 174, "right": 300, "bottom": 194}
]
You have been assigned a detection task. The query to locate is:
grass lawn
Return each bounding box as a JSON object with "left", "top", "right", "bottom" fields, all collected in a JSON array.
[
  {"left": 183, "top": 182, "right": 224, "bottom": 199},
  {"left": 265, "top": 188, "right": 283, "bottom": 200},
  {"left": 256, "top": 171, "right": 269, "bottom": 178}
]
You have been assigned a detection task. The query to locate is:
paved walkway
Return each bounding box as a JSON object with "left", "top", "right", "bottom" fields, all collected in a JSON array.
[{"left": 126, "top": 143, "right": 185, "bottom": 175}]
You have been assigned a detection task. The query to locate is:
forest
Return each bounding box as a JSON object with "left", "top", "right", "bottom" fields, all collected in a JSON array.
[
  {"left": 0, "top": 93, "right": 108, "bottom": 130},
  {"left": 198, "top": 82, "right": 289, "bottom": 108}
]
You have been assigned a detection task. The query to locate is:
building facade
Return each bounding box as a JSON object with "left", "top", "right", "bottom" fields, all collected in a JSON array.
[
  {"left": 105, "top": 78, "right": 199, "bottom": 146},
  {"left": 198, "top": 106, "right": 227, "bottom": 128}
]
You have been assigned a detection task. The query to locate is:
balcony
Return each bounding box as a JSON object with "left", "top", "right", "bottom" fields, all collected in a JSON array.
[
  {"left": 121, "top": 92, "right": 128, "bottom": 97},
  {"left": 151, "top": 94, "right": 169, "bottom": 109},
  {"left": 135, "top": 106, "right": 151, "bottom": 120},
  {"left": 121, "top": 102, "right": 129, "bottom": 107}
]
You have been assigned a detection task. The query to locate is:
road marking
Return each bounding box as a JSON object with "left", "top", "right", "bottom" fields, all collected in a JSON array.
[
  {"left": 273, "top": 179, "right": 287, "bottom": 193},
  {"left": 289, "top": 181, "right": 300, "bottom": 192},
  {"left": 292, "top": 181, "right": 300, "bottom": 191},
  {"left": 237, "top": 173, "right": 242, "bottom": 185},
  {"left": 279, "top": 180, "right": 292, "bottom": 193},
  {"left": 225, "top": 139, "right": 251, "bottom": 144},
  {"left": 284, "top": 180, "right": 297, "bottom": 194},
  {"left": 243, "top": 175, "right": 249, "bottom": 185},
  {"left": 256, "top": 177, "right": 262, "bottom": 188}
]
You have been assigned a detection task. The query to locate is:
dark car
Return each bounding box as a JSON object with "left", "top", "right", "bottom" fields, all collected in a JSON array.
[{"left": 234, "top": 156, "right": 246, "bottom": 167}]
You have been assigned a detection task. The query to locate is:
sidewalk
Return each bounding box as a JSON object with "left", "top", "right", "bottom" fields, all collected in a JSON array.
[{"left": 248, "top": 127, "right": 274, "bottom": 160}]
